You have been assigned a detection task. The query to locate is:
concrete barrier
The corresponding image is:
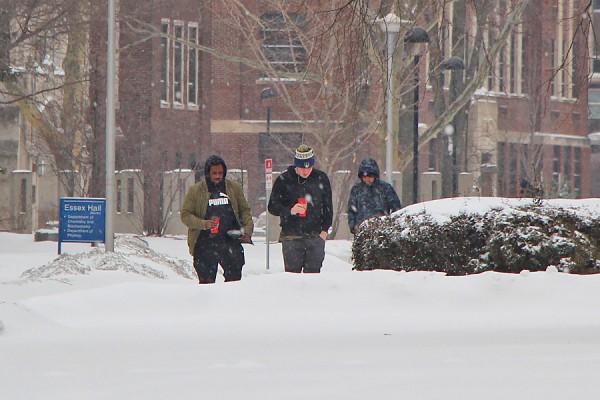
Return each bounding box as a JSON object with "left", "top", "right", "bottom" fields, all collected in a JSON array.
[
  {"left": 420, "top": 172, "right": 442, "bottom": 202},
  {"left": 162, "top": 169, "right": 195, "bottom": 236},
  {"left": 114, "top": 170, "right": 144, "bottom": 234}
]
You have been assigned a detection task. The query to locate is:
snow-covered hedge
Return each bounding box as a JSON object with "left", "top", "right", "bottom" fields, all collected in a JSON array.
[{"left": 352, "top": 198, "right": 600, "bottom": 275}]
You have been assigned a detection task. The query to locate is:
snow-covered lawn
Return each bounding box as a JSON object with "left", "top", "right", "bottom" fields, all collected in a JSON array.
[{"left": 1, "top": 197, "right": 600, "bottom": 399}]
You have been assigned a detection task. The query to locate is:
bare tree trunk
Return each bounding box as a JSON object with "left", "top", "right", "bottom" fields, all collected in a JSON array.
[{"left": 61, "top": 0, "right": 89, "bottom": 195}]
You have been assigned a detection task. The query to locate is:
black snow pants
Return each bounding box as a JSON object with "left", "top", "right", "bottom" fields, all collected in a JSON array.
[{"left": 193, "top": 234, "right": 245, "bottom": 283}]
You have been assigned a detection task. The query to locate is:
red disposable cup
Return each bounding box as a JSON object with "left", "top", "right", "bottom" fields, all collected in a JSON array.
[
  {"left": 211, "top": 217, "right": 220, "bottom": 233},
  {"left": 298, "top": 198, "right": 307, "bottom": 217}
]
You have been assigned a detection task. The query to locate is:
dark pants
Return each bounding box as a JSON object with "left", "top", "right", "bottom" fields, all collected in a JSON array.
[
  {"left": 193, "top": 236, "right": 245, "bottom": 283},
  {"left": 282, "top": 237, "right": 326, "bottom": 273}
]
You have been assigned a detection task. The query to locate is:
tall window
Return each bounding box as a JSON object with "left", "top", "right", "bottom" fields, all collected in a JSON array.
[
  {"left": 160, "top": 20, "right": 170, "bottom": 104},
  {"left": 553, "top": 145, "right": 561, "bottom": 190},
  {"left": 508, "top": 143, "right": 518, "bottom": 196},
  {"left": 572, "top": 40, "right": 579, "bottom": 98},
  {"left": 561, "top": 40, "right": 569, "bottom": 97},
  {"left": 498, "top": 47, "right": 506, "bottom": 92},
  {"left": 187, "top": 24, "right": 199, "bottom": 107},
  {"left": 173, "top": 22, "right": 184, "bottom": 106},
  {"left": 161, "top": 19, "right": 199, "bottom": 108},
  {"left": 564, "top": 146, "right": 572, "bottom": 178},
  {"left": 521, "top": 35, "right": 528, "bottom": 94},
  {"left": 509, "top": 33, "right": 516, "bottom": 93},
  {"left": 438, "top": 23, "right": 450, "bottom": 88},
  {"left": 574, "top": 147, "right": 581, "bottom": 197},
  {"left": 555, "top": 0, "right": 575, "bottom": 98},
  {"left": 550, "top": 39, "right": 557, "bottom": 96},
  {"left": 497, "top": 142, "right": 506, "bottom": 195},
  {"left": 261, "top": 13, "right": 307, "bottom": 73}
]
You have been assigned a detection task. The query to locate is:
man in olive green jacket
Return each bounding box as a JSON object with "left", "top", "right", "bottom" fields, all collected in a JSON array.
[{"left": 181, "top": 155, "right": 253, "bottom": 283}]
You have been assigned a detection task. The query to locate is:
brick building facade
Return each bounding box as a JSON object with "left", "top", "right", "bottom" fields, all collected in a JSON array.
[
  {"left": 89, "top": 0, "right": 381, "bottom": 233},
  {"left": 416, "top": 0, "right": 591, "bottom": 199},
  {"left": 84, "top": 0, "right": 593, "bottom": 233}
]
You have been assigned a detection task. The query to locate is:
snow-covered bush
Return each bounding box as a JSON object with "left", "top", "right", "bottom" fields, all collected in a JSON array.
[
  {"left": 485, "top": 206, "right": 600, "bottom": 274},
  {"left": 352, "top": 201, "right": 600, "bottom": 275}
]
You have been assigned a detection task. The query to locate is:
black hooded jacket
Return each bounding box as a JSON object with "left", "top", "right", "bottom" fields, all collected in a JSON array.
[
  {"left": 347, "top": 158, "right": 402, "bottom": 233},
  {"left": 268, "top": 165, "right": 333, "bottom": 239}
]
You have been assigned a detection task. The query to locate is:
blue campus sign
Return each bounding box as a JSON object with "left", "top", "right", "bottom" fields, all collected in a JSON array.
[{"left": 58, "top": 198, "right": 106, "bottom": 254}]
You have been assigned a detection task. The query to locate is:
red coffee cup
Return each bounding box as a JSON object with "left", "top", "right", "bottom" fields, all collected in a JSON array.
[
  {"left": 211, "top": 217, "right": 220, "bottom": 233},
  {"left": 298, "top": 198, "right": 307, "bottom": 217}
]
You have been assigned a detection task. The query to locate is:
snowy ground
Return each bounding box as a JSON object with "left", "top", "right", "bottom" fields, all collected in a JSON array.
[{"left": 2, "top": 197, "right": 600, "bottom": 399}]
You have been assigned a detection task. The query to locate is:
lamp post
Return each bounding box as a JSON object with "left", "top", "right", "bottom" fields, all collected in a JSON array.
[
  {"left": 105, "top": 0, "right": 116, "bottom": 252},
  {"left": 260, "top": 87, "right": 276, "bottom": 271},
  {"left": 440, "top": 56, "right": 466, "bottom": 196},
  {"left": 261, "top": 87, "right": 277, "bottom": 135},
  {"left": 376, "top": 13, "right": 403, "bottom": 185},
  {"left": 404, "top": 27, "right": 430, "bottom": 204}
]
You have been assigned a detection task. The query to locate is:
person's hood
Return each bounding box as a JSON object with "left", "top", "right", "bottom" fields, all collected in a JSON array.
[
  {"left": 358, "top": 158, "right": 380, "bottom": 179},
  {"left": 204, "top": 155, "right": 227, "bottom": 180}
]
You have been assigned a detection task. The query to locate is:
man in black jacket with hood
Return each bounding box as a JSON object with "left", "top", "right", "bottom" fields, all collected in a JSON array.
[
  {"left": 347, "top": 158, "right": 402, "bottom": 234},
  {"left": 268, "top": 144, "right": 333, "bottom": 273}
]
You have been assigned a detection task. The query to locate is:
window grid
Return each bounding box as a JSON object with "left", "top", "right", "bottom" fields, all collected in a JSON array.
[
  {"left": 508, "top": 143, "right": 518, "bottom": 197},
  {"left": 550, "top": 39, "right": 557, "bottom": 96},
  {"left": 173, "top": 22, "right": 184, "bottom": 106},
  {"left": 552, "top": 145, "right": 561, "bottom": 189},
  {"left": 187, "top": 24, "right": 199, "bottom": 107},
  {"left": 561, "top": 40, "right": 569, "bottom": 97},
  {"left": 521, "top": 34, "right": 528, "bottom": 94},
  {"left": 510, "top": 33, "right": 516, "bottom": 93},
  {"left": 160, "top": 20, "right": 170, "bottom": 105},
  {"left": 574, "top": 147, "right": 581, "bottom": 197},
  {"left": 564, "top": 146, "right": 572, "bottom": 194},
  {"left": 572, "top": 40, "right": 579, "bottom": 98},
  {"left": 160, "top": 18, "right": 199, "bottom": 109},
  {"left": 497, "top": 142, "right": 506, "bottom": 196},
  {"left": 261, "top": 13, "right": 307, "bottom": 73},
  {"left": 498, "top": 46, "right": 506, "bottom": 92}
]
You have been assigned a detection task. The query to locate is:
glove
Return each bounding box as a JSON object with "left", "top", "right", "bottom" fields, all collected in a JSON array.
[{"left": 240, "top": 234, "right": 253, "bottom": 244}]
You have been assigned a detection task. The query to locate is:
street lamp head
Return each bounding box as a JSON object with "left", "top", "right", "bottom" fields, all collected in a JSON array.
[
  {"left": 443, "top": 124, "right": 455, "bottom": 137},
  {"left": 404, "top": 27, "right": 430, "bottom": 43},
  {"left": 260, "top": 87, "right": 277, "bottom": 100},
  {"left": 375, "top": 13, "right": 404, "bottom": 33},
  {"left": 441, "top": 56, "right": 466, "bottom": 71}
]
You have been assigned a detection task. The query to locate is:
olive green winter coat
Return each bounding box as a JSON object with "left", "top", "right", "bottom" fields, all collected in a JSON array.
[{"left": 180, "top": 179, "right": 253, "bottom": 255}]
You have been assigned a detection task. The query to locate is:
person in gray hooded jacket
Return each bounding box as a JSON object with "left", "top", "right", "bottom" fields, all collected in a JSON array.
[{"left": 347, "top": 158, "right": 402, "bottom": 234}]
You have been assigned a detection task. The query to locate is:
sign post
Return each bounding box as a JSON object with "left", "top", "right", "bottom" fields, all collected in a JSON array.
[
  {"left": 58, "top": 198, "right": 106, "bottom": 254},
  {"left": 265, "top": 159, "right": 273, "bottom": 271}
]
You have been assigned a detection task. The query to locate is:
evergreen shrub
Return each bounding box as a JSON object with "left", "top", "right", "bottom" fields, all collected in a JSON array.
[{"left": 352, "top": 204, "right": 600, "bottom": 275}]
